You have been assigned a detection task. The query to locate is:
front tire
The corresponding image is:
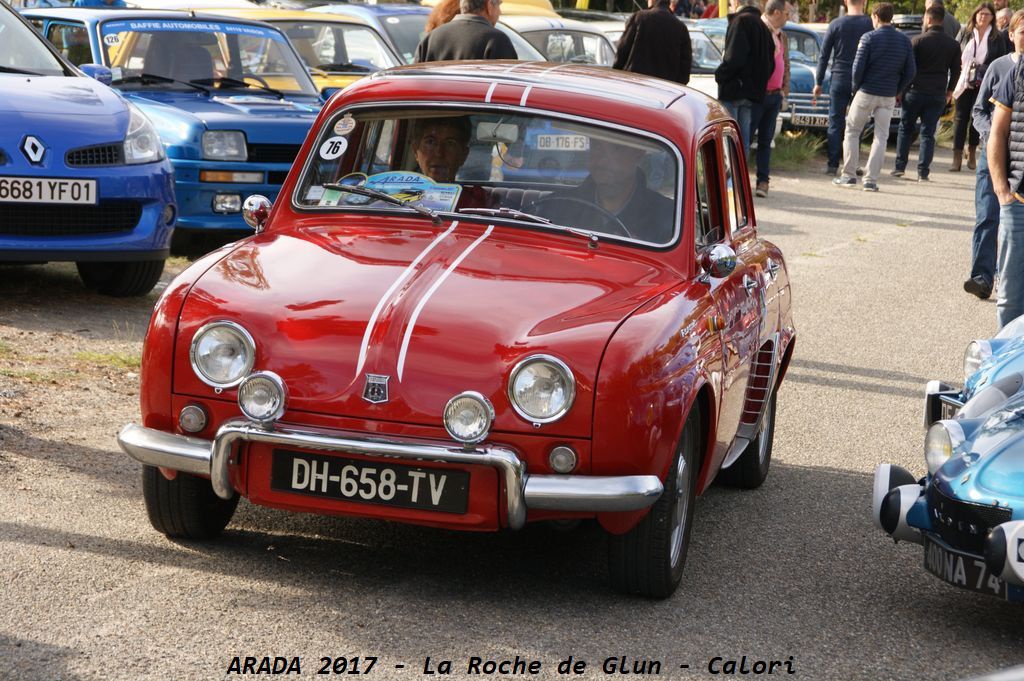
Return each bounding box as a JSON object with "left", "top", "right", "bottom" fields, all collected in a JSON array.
[
  {"left": 607, "top": 408, "right": 699, "bottom": 599},
  {"left": 142, "top": 465, "right": 238, "bottom": 540},
  {"left": 719, "top": 390, "right": 776, "bottom": 489},
  {"left": 76, "top": 260, "right": 164, "bottom": 297}
]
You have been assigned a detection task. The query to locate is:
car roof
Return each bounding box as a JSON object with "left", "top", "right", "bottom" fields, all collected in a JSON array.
[
  {"left": 22, "top": 7, "right": 282, "bottom": 26},
  {"left": 501, "top": 14, "right": 606, "bottom": 33},
  {"left": 201, "top": 7, "right": 370, "bottom": 25},
  {"left": 313, "top": 3, "right": 429, "bottom": 17}
]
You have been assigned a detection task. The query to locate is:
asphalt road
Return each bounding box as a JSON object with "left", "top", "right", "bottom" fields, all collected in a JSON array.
[{"left": 1, "top": 147, "right": 1022, "bottom": 681}]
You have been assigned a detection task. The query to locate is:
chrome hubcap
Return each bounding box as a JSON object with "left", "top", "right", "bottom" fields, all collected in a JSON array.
[{"left": 669, "top": 450, "right": 690, "bottom": 567}]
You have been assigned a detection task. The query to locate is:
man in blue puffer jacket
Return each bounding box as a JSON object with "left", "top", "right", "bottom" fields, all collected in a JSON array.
[{"left": 833, "top": 2, "right": 915, "bottom": 191}]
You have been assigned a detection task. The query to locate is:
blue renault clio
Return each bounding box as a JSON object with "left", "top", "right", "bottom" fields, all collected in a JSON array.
[
  {"left": 25, "top": 9, "right": 322, "bottom": 236},
  {"left": 1, "top": 2, "right": 174, "bottom": 296}
]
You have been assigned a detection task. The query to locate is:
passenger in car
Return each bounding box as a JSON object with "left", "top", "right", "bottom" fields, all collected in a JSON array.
[
  {"left": 409, "top": 117, "right": 490, "bottom": 208},
  {"left": 533, "top": 137, "right": 675, "bottom": 243}
]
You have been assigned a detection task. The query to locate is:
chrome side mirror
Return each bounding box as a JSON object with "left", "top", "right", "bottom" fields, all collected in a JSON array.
[
  {"left": 242, "top": 195, "right": 272, "bottom": 232},
  {"left": 699, "top": 243, "right": 737, "bottom": 279}
]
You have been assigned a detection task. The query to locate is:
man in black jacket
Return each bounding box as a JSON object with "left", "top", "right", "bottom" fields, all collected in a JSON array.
[
  {"left": 892, "top": 5, "right": 961, "bottom": 180},
  {"left": 614, "top": 0, "right": 692, "bottom": 85},
  {"left": 715, "top": 0, "right": 775, "bottom": 156},
  {"left": 415, "top": 0, "right": 516, "bottom": 62}
]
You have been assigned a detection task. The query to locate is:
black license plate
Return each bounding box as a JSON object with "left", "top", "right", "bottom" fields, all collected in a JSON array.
[
  {"left": 271, "top": 449, "right": 470, "bottom": 514},
  {"left": 924, "top": 535, "right": 1007, "bottom": 598}
]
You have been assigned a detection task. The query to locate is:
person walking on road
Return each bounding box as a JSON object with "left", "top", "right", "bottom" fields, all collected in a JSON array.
[
  {"left": 833, "top": 3, "right": 915, "bottom": 191},
  {"left": 950, "top": 2, "right": 1009, "bottom": 171},
  {"left": 985, "top": 31, "right": 1024, "bottom": 326},
  {"left": 966, "top": 9, "right": 1024, "bottom": 300},
  {"left": 892, "top": 5, "right": 961, "bottom": 181},
  {"left": 750, "top": 0, "right": 791, "bottom": 197},
  {"left": 715, "top": 0, "right": 775, "bottom": 157},
  {"left": 415, "top": 0, "right": 516, "bottom": 63},
  {"left": 813, "top": 0, "right": 873, "bottom": 175},
  {"left": 926, "top": 0, "right": 961, "bottom": 40},
  {"left": 614, "top": 0, "right": 693, "bottom": 85}
]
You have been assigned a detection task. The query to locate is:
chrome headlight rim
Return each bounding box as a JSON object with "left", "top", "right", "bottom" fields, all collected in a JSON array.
[
  {"left": 201, "top": 129, "right": 248, "bottom": 161},
  {"left": 443, "top": 390, "right": 495, "bottom": 444},
  {"left": 507, "top": 354, "right": 576, "bottom": 424},
  {"left": 189, "top": 320, "right": 256, "bottom": 389},
  {"left": 925, "top": 419, "right": 966, "bottom": 475},
  {"left": 964, "top": 340, "right": 993, "bottom": 382},
  {"left": 237, "top": 370, "right": 287, "bottom": 425}
]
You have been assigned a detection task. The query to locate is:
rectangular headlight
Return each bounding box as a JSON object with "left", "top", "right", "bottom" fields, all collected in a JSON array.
[
  {"left": 202, "top": 131, "right": 247, "bottom": 161},
  {"left": 200, "top": 171, "right": 264, "bottom": 183}
]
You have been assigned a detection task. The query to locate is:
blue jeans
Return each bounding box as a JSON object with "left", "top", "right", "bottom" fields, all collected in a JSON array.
[
  {"left": 751, "top": 91, "right": 783, "bottom": 183},
  {"left": 972, "top": 143, "right": 999, "bottom": 286},
  {"left": 722, "top": 99, "right": 754, "bottom": 158},
  {"left": 997, "top": 199, "right": 1024, "bottom": 328},
  {"left": 827, "top": 78, "right": 853, "bottom": 169},
  {"left": 894, "top": 90, "right": 945, "bottom": 177}
]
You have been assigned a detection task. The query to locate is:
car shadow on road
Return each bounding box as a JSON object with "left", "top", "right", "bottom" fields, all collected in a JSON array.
[{"left": 1, "top": 633, "right": 80, "bottom": 680}]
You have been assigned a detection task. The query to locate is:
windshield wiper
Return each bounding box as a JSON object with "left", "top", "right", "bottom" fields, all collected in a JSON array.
[
  {"left": 111, "top": 73, "right": 210, "bottom": 94},
  {"left": 193, "top": 76, "right": 284, "bottom": 100},
  {"left": 0, "top": 66, "right": 42, "bottom": 76},
  {"left": 315, "top": 62, "right": 372, "bottom": 73},
  {"left": 457, "top": 207, "right": 600, "bottom": 245},
  {"left": 323, "top": 182, "right": 441, "bottom": 224}
]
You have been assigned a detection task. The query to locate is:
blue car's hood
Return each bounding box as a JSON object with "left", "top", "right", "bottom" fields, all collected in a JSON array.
[
  {"left": 965, "top": 335, "right": 1024, "bottom": 398},
  {"left": 2, "top": 74, "right": 126, "bottom": 117},
  {"left": 788, "top": 63, "right": 816, "bottom": 92}
]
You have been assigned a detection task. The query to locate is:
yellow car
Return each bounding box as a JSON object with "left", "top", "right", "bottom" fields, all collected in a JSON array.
[{"left": 205, "top": 8, "right": 403, "bottom": 93}]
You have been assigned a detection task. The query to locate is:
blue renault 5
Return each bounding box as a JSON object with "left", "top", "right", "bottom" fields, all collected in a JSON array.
[
  {"left": 0, "top": 2, "right": 174, "bottom": 296},
  {"left": 25, "top": 9, "right": 322, "bottom": 236}
]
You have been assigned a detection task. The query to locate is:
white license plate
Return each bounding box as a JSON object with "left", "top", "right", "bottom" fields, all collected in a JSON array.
[
  {"left": 0, "top": 176, "right": 97, "bottom": 205},
  {"left": 924, "top": 536, "right": 1007, "bottom": 598},
  {"left": 791, "top": 113, "right": 828, "bottom": 127},
  {"left": 536, "top": 134, "right": 589, "bottom": 151}
]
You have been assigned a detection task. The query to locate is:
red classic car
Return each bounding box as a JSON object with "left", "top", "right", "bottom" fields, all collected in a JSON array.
[{"left": 118, "top": 62, "right": 795, "bottom": 598}]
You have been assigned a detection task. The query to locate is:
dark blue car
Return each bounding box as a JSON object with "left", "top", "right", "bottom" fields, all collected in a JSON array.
[
  {"left": 25, "top": 9, "right": 322, "bottom": 235},
  {"left": 1, "top": 2, "right": 175, "bottom": 296}
]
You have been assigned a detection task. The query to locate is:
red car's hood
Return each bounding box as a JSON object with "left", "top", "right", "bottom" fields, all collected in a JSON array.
[{"left": 174, "top": 220, "right": 680, "bottom": 436}]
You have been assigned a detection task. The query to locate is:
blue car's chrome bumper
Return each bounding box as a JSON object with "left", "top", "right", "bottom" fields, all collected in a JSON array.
[
  {"left": 171, "top": 159, "right": 292, "bottom": 231},
  {"left": 0, "top": 160, "right": 175, "bottom": 261}
]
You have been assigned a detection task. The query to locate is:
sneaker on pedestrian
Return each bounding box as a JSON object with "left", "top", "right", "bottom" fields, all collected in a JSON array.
[
  {"left": 890, "top": 169, "right": 905, "bottom": 177},
  {"left": 826, "top": 165, "right": 838, "bottom": 175},
  {"left": 963, "top": 276, "right": 993, "bottom": 300},
  {"left": 862, "top": 181, "right": 879, "bottom": 192},
  {"left": 832, "top": 175, "right": 857, "bottom": 187},
  {"left": 755, "top": 181, "right": 769, "bottom": 197},
  {"left": 917, "top": 174, "right": 930, "bottom": 182}
]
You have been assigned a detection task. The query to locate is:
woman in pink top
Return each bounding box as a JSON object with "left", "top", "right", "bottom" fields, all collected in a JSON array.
[{"left": 749, "top": 0, "right": 791, "bottom": 197}]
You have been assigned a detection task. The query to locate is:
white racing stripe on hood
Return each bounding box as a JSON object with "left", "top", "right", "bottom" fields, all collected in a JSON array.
[
  {"left": 355, "top": 222, "right": 459, "bottom": 377},
  {"left": 396, "top": 225, "right": 495, "bottom": 381}
]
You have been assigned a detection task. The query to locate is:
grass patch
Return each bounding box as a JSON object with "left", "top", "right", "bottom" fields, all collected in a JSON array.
[
  {"left": 74, "top": 351, "right": 141, "bottom": 371},
  {"left": 770, "top": 131, "right": 825, "bottom": 171},
  {"left": 0, "top": 340, "right": 13, "bottom": 358}
]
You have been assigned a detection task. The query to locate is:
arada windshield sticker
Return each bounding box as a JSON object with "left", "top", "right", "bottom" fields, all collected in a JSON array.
[
  {"left": 319, "top": 136, "right": 348, "bottom": 160},
  {"left": 318, "top": 172, "right": 462, "bottom": 213}
]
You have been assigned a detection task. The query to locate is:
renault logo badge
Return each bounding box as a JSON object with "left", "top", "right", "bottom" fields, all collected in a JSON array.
[
  {"left": 362, "top": 374, "right": 389, "bottom": 404},
  {"left": 21, "top": 136, "right": 46, "bottom": 165}
]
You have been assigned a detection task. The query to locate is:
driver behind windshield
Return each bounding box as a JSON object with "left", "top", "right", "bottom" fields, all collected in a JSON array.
[
  {"left": 409, "top": 117, "right": 489, "bottom": 208},
  {"left": 535, "top": 137, "right": 674, "bottom": 243}
]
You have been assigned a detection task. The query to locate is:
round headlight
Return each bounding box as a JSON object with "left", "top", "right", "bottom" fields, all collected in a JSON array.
[
  {"left": 190, "top": 321, "right": 255, "bottom": 388},
  {"left": 443, "top": 391, "right": 494, "bottom": 444},
  {"left": 238, "top": 371, "right": 286, "bottom": 424},
  {"left": 925, "top": 420, "right": 965, "bottom": 475},
  {"left": 964, "top": 340, "right": 992, "bottom": 382},
  {"left": 508, "top": 355, "right": 575, "bottom": 423}
]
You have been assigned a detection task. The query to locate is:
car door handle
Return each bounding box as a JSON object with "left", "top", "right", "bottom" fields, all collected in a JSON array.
[{"left": 743, "top": 273, "right": 758, "bottom": 295}]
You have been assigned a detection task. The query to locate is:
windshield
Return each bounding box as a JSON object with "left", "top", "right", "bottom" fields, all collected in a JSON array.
[
  {"left": 99, "top": 18, "right": 318, "bottom": 96},
  {"left": 276, "top": 20, "right": 400, "bottom": 73},
  {"left": 787, "top": 29, "right": 820, "bottom": 65},
  {"left": 0, "top": 5, "right": 67, "bottom": 76},
  {"left": 523, "top": 30, "right": 615, "bottom": 65},
  {"left": 378, "top": 13, "right": 427, "bottom": 64},
  {"left": 295, "top": 108, "right": 681, "bottom": 247},
  {"left": 690, "top": 31, "right": 722, "bottom": 73}
]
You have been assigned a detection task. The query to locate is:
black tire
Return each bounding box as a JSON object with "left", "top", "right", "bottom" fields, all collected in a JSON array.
[
  {"left": 76, "top": 260, "right": 164, "bottom": 297},
  {"left": 142, "top": 465, "right": 238, "bottom": 540},
  {"left": 718, "top": 390, "right": 776, "bottom": 490},
  {"left": 608, "top": 408, "right": 699, "bottom": 599}
]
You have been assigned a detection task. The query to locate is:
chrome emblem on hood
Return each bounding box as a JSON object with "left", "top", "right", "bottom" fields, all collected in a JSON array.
[
  {"left": 21, "top": 136, "right": 45, "bottom": 165},
  {"left": 362, "top": 374, "right": 390, "bottom": 404}
]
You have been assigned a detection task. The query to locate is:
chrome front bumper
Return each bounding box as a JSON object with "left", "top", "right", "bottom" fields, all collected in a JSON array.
[{"left": 117, "top": 420, "right": 664, "bottom": 530}]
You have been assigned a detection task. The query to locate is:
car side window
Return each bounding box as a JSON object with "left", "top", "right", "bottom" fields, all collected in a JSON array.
[
  {"left": 722, "top": 135, "right": 748, "bottom": 231},
  {"left": 694, "top": 139, "right": 725, "bottom": 248},
  {"left": 47, "top": 22, "right": 91, "bottom": 66}
]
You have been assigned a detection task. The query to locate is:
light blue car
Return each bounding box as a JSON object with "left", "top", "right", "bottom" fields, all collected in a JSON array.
[{"left": 25, "top": 9, "right": 322, "bottom": 236}]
